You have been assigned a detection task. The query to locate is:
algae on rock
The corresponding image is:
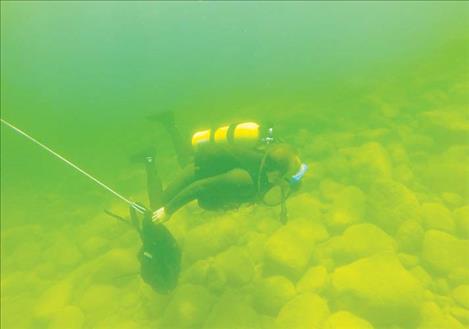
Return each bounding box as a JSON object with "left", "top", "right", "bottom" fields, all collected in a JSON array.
[
  {"left": 422, "top": 230, "right": 469, "bottom": 275},
  {"left": 367, "top": 179, "right": 421, "bottom": 234},
  {"left": 324, "top": 311, "right": 374, "bottom": 329},
  {"left": 276, "top": 293, "right": 330, "bottom": 329},
  {"left": 252, "top": 275, "right": 296, "bottom": 316},
  {"left": 264, "top": 218, "right": 329, "bottom": 279},
  {"left": 331, "top": 252, "right": 424, "bottom": 327}
]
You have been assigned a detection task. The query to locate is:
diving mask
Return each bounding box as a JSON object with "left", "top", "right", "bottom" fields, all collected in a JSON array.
[{"left": 288, "top": 163, "right": 308, "bottom": 186}]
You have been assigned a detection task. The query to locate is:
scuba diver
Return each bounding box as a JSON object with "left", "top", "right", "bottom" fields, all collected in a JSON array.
[
  {"left": 115, "top": 112, "right": 307, "bottom": 294},
  {"left": 135, "top": 112, "right": 308, "bottom": 225},
  {"left": 0, "top": 116, "right": 307, "bottom": 295}
]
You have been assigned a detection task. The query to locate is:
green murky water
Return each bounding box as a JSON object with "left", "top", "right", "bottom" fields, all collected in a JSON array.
[{"left": 1, "top": 2, "right": 468, "bottom": 328}]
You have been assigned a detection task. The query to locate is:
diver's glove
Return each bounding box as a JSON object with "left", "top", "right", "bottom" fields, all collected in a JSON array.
[{"left": 152, "top": 207, "right": 167, "bottom": 223}]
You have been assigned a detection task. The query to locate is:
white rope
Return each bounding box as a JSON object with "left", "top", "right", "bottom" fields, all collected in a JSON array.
[{"left": 1, "top": 118, "right": 145, "bottom": 213}]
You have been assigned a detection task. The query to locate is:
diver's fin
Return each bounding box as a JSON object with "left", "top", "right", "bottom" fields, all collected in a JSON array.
[
  {"left": 146, "top": 111, "right": 175, "bottom": 126},
  {"left": 129, "top": 146, "right": 156, "bottom": 164},
  {"left": 112, "top": 271, "right": 140, "bottom": 282},
  {"left": 129, "top": 204, "right": 143, "bottom": 238},
  {"left": 104, "top": 209, "right": 133, "bottom": 227}
]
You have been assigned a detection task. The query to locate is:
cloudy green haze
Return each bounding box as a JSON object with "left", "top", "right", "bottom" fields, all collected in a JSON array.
[{"left": 1, "top": 2, "right": 468, "bottom": 328}]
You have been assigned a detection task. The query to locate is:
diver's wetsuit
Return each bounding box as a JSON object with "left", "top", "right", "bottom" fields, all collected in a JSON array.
[{"left": 145, "top": 143, "right": 270, "bottom": 215}]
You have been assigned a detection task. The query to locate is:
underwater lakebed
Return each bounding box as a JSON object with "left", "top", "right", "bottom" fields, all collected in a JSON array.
[
  {"left": 2, "top": 109, "right": 468, "bottom": 328},
  {"left": 1, "top": 2, "right": 468, "bottom": 329}
]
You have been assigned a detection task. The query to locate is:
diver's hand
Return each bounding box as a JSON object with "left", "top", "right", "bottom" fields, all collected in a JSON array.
[{"left": 152, "top": 207, "right": 167, "bottom": 224}]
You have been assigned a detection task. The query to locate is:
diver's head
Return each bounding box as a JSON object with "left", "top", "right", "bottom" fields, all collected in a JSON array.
[
  {"left": 264, "top": 144, "right": 302, "bottom": 183},
  {"left": 260, "top": 143, "right": 308, "bottom": 206}
]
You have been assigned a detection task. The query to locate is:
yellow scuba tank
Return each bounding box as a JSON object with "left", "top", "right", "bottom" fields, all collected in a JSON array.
[{"left": 191, "top": 122, "right": 272, "bottom": 149}]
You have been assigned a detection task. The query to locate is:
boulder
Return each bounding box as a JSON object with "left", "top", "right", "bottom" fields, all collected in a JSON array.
[
  {"left": 264, "top": 218, "right": 328, "bottom": 279},
  {"left": 433, "top": 277, "right": 450, "bottom": 295},
  {"left": 80, "top": 236, "right": 109, "bottom": 258},
  {"left": 79, "top": 284, "right": 119, "bottom": 322},
  {"left": 287, "top": 194, "right": 322, "bottom": 221},
  {"left": 325, "top": 186, "right": 366, "bottom": 230},
  {"left": 259, "top": 315, "right": 276, "bottom": 329},
  {"left": 419, "top": 302, "right": 464, "bottom": 329},
  {"left": 344, "top": 142, "right": 392, "bottom": 184},
  {"left": 323, "top": 153, "right": 352, "bottom": 181},
  {"left": 42, "top": 234, "right": 83, "bottom": 270},
  {"left": 324, "top": 311, "right": 373, "bottom": 329},
  {"left": 11, "top": 241, "right": 44, "bottom": 270},
  {"left": 422, "top": 230, "right": 469, "bottom": 274},
  {"left": 367, "top": 179, "right": 420, "bottom": 234},
  {"left": 90, "top": 248, "right": 139, "bottom": 285},
  {"left": 398, "top": 253, "right": 419, "bottom": 269},
  {"left": 396, "top": 219, "right": 425, "bottom": 252},
  {"left": 204, "top": 291, "right": 259, "bottom": 329},
  {"left": 393, "top": 164, "right": 414, "bottom": 184},
  {"left": 421, "top": 109, "right": 469, "bottom": 135},
  {"left": 36, "top": 262, "right": 59, "bottom": 280},
  {"left": 387, "top": 143, "right": 409, "bottom": 164},
  {"left": 441, "top": 192, "right": 464, "bottom": 208},
  {"left": 316, "top": 223, "right": 396, "bottom": 266},
  {"left": 448, "top": 268, "right": 469, "bottom": 287},
  {"left": 296, "top": 266, "right": 328, "bottom": 294},
  {"left": 451, "top": 306, "right": 469, "bottom": 326},
  {"left": 410, "top": 266, "right": 433, "bottom": 288},
  {"left": 451, "top": 285, "right": 469, "bottom": 309},
  {"left": 3, "top": 294, "right": 38, "bottom": 328},
  {"left": 34, "top": 280, "right": 73, "bottom": 320},
  {"left": 454, "top": 206, "right": 469, "bottom": 239},
  {"left": 332, "top": 252, "right": 424, "bottom": 327},
  {"left": 213, "top": 246, "right": 254, "bottom": 287},
  {"left": 2, "top": 271, "right": 45, "bottom": 298},
  {"left": 244, "top": 231, "right": 268, "bottom": 264},
  {"left": 179, "top": 258, "right": 229, "bottom": 293},
  {"left": 161, "top": 284, "right": 214, "bottom": 328},
  {"left": 420, "top": 146, "right": 468, "bottom": 196},
  {"left": 276, "top": 293, "right": 330, "bottom": 329},
  {"left": 252, "top": 276, "right": 296, "bottom": 316},
  {"left": 421, "top": 202, "right": 455, "bottom": 233},
  {"left": 253, "top": 216, "right": 282, "bottom": 235},
  {"left": 96, "top": 319, "right": 141, "bottom": 329},
  {"left": 319, "top": 179, "right": 345, "bottom": 201},
  {"left": 183, "top": 217, "right": 240, "bottom": 263},
  {"left": 49, "top": 306, "right": 85, "bottom": 329},
  {"left": 1, "top": 225, "right": 44, "bottom": 256}
]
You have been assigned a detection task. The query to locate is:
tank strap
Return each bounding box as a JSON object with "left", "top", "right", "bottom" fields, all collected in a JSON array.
[
  {"left": 226, "top": 123, "right": 238, "bottom": 144},
  {"left": 209, "top": 126, "right": 216, "bottom": 143}
]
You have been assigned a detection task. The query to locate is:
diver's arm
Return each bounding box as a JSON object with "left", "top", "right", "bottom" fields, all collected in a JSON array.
[
  {"left": 149, "top": 164, "right": 199, "bottom": 223},
  {"left": 151, "top": 180, "right": 204, "bottom": 224}
]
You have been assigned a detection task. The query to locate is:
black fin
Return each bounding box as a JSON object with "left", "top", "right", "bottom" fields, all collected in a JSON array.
[
  {"left": 129, "top": 146, "right": 157, "bottom": 164},
  {"left": 146, "top": 111, "right": 175, "bottom": 126},
  {"left": 104, "top": 209, "right": 133, "bottom": 227}
]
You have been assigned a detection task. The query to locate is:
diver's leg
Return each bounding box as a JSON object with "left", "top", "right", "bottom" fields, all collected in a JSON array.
[
  {"left": 148, "top": 111, "right": 192, "bottom": 167},
  {"left": 166, "top": 124, "right": 192, "bottom": 167},
  {"left": 160, "top": 163, "right": 199, "bottom": 205},
  {"left": 144, "top": 157, "right": 164, "bottom": 210},
  {"left": 164, "top": 169, "right": 256, "bottom": 216}
]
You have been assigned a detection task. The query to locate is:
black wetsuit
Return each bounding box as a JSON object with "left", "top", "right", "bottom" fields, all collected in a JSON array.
[{"left": 146, "top": 143, "right": 270, "bottom": 215}]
